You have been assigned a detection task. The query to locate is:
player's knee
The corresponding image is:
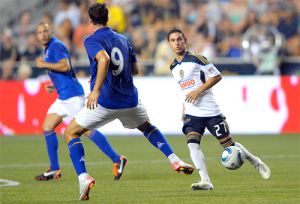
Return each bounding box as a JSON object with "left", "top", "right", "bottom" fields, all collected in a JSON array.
[
  {"left": 42, "top": 123, "right": 53, "bottom": 133},
  {"left": 137, "top": 120, "right": 152, "bottom": 134},
  {"left": 186, "top": 132, "right": 201, "bottom": 144},
  {"left": 63, "top": 127, "right": 73, "bottom": 143},
  {"left": 217, "top": 134, "right": 234, "bottom": 148}
]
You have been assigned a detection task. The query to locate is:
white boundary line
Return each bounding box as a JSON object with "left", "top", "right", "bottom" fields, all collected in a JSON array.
[
  {"left": 0, "top": 154, "right": 298, "bottom": 169},
  {"left": 0, "top": 179, "right": 21, "bottom": 187}
]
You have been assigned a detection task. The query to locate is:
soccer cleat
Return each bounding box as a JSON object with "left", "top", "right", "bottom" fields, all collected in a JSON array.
[
  {"left": 191, "top": 181, "right": 214, "bottom": 190},
  {"left": 35, "top": 168, "right": 61, "bottom": 180},
  {"left": 112, "top": 156, "right": 128, "bottom": 180},
  {"left": 172, "top": 160, "right": 195, "bottom": 175},
  {"left": 255, "top": 157, "right": 271, "bottom": 179},
  {"left": 79, "top": 175, "right": 95, "bottom": 201}
]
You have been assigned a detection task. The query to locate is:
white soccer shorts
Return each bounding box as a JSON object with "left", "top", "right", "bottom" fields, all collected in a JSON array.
[
  {"left": 47, "top": 95, "right": 85, "bottom": 121},
  {"left": 75, "top": 99, "right": 149, "bottom": 130}
]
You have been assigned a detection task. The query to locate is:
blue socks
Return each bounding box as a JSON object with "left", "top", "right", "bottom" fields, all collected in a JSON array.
[
  {"left": 89, "top": 130, "right": 120, "bottom": 163},
  {"left": 68, "top": 138, "right": 87, "bottom": 176},
  {"left": 144, "top": 126, "right": 174, "bottom": 157},
  {"left": 44, "top": 131, "right": 60, "bottom": 170}
]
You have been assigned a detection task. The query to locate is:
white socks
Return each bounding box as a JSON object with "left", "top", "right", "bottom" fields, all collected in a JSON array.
[
  {"left": 188, "top": 143, "right": 211, "bottom": 183},
  {"left": 234, "top": 142, "right": 258, "bottom": 166},
  {"left": 78, "top": 173, "right": 89, "bottom": 184},
  {"left": 168, "top": 153, "right": 180, "bottom": 164}
]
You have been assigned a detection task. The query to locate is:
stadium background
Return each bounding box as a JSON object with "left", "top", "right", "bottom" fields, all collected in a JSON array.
[{"left": 0, "top": 0, "right": 299, "bottom": 135}]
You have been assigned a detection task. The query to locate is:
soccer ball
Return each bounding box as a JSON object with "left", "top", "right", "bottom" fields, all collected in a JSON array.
[{"left": 221, "top": 146, "right": 245, "bottom": 170}]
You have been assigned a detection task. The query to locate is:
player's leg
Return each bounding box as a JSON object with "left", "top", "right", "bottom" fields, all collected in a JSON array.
[
  {"left": 67, "top": 96, "right": 126, "bottom": 180},
  {"left": 64, "top": 119, "right": 95, "bottom": 201},
  {"left": 183, "top": 115, "right": 213, "bottom": 190},
  {"left": 83, "top": 130, "right": 127, "bottom": 180},
  {"left": 118, "top": 100, "right": 194, "bottom": 174},
  {"left": 136, "top": 120, "right": 194, "bottom": 174},
  {"left": 207, "top": 114, "right": 271, "bottom": 179},
  {"left": 35, "top": 113, "right": 62, "bottom": 181}
]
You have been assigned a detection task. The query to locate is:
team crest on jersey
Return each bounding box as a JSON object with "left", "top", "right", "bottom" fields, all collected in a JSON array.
[
  {"left": 184, "top": 118, "right": 191, "bottom": 123},
  {"left": 179, "top": 69, "right": 184, "bottom": 77}
]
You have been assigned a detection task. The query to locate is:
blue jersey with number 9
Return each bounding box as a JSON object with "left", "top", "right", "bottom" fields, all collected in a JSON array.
[{"left": 84, "top": 27, "right": 138, "bottom": 109}]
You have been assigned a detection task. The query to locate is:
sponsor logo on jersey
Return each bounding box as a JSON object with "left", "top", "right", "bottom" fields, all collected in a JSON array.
[
  {"left": 180, "top": 69, "right": 184, "bottom": 77},
  {"left": 180, "top": 78, "right": 196, "bottom": 90}
]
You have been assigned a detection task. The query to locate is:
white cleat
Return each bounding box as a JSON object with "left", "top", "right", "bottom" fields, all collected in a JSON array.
[
  {"left": 255, "top": 157, "right": 271, "bottom": 180},
  {"left": 172, "top": 160, "right": 195, "bottom": 175},
  {"left": 191, "top": 181, "right": 214, "bottom": 190},
  {"left": 79, "top": 175, "right": 96, "bottom": 201}
]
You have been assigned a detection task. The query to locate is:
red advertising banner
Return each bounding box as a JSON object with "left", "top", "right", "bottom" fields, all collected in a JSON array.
[{"left": 0, "top": 76, "right": 299, "bottom": 135}]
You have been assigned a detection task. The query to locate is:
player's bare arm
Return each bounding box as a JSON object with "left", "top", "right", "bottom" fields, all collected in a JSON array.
[
  {"left": 86, "top": 50, "right": 110, "bottom": 109},
  {"left": 131, "top": 62, "right": 139, "bottom": 76},
  {"left": 45, "top": 84, "right": 55, "bottom": 94},
  {"left": 185, "top": 75, "right": 222, "bottom": 103},
  {"left": 36, "top": 57, "right": 71, "bottom": 72}
]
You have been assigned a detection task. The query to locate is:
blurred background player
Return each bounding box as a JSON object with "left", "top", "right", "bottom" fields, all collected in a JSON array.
[
  {"left": 34, "top": 22, "right": 127, "bottom": 181},
  {"left": 63, "top": 3, "right": 195, "bottom": 201},
  {"left": 167, "top": 27, "right": 271, "bottom": 190}
]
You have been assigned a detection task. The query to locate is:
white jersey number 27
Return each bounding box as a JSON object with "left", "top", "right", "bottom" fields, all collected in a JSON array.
[{"left": 111, "top": 47, "right": 124, "bottom": 76}]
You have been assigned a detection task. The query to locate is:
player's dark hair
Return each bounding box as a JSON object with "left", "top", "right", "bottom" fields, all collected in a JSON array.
[
  {"left": 88, "top": 3, "right": 108, "bottom": 26},
  {"left": 167, "top": 27, "right": 186, "bottom": 41}
]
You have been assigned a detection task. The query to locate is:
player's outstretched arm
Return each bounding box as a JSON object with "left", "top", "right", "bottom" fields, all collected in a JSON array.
[
  {"left": 86, "top": 50, "right": 109, "bottom": 109},
  {"left": 36, "top": 57, "right": 71, "bottom": 72},
  {"left": 45, "top": 84, "right": 56, "bottom": 94},
  {"left": 131, "top": 62, "right": 139, "bottom": 76},
  {"left": 185, "top": 75, "right": 222, "bottom": 104}
]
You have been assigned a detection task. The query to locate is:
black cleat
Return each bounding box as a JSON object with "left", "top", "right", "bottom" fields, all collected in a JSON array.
[
  {"left": 112, "top": 156, "right": 128, "bottom": 180},
  {"left": 35, "top": 168, "right": 61, "bottom": 180}
]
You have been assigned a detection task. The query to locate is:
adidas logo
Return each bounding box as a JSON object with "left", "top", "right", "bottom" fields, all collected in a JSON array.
[
  {"left": 157, "top": 142, "right": 165, "bottom": 149},
  {"left": 79, "top": 156, "right": 85, "bottom": 162}
]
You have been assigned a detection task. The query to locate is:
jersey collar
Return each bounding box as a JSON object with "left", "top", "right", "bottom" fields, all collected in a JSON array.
[
  {"left": 176, "top": 50, "right": 189, "bottom": 64},
  {"left": 44, "top": 36, "right": 56, "bottom": 49},
  {"left": 94, "top": 26, "right": 112, "bottom": 35}
]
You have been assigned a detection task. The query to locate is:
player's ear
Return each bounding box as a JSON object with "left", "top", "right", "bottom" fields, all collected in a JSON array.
[
  {"left": 89, "top": 18, "right": 92, "bottom": 24},
  {"left": 185, "top": 38, "right": 188, "bottom": 44}
]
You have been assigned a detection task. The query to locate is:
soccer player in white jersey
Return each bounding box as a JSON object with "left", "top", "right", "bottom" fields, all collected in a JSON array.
[
  {"left": 167, "top": 27, "right": 271, "bottom": 190},
  {"left": 63, "top": 4, "right": 194, "bottom": 200}
]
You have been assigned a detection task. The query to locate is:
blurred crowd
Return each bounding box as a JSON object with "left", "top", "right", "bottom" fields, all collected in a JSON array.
[{"left": 0, "top": 0, "right": 299, "bottom": 79}]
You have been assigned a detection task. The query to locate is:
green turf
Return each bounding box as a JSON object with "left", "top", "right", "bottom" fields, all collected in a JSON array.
[{"left": 0, "top": 134, "right": 299, "bottom": 203}]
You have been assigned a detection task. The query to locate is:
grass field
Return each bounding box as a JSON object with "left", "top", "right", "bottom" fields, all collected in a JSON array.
[{"left": 0, "top": 134, "right": 299, "bottom": 203}]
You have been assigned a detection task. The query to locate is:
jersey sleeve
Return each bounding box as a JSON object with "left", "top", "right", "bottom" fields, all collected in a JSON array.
[
  {"left": 84, "top": 37, "right": 104, "bottom": 61},
  {"left": 128, "top": 41, "right": 137, "bottom": 63},
  {"left": 200, "top": 60, "right": 220, "bottom": 79},
  {"left": 53, "top": 42, "right": 69, "bottom": 62}
]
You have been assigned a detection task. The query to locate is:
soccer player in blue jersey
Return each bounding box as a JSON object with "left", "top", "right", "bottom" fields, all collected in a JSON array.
[
  {"left": 35, "top": 22, "right": 127, "bottom": 181},
  {"left": 167, "top": 27, "right": 271, "bottom": 190},
  {"left": 63, "top": 3, "right": 195, "bottom": 200}
]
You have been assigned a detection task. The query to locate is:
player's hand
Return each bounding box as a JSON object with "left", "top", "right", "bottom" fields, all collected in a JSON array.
[
  {"left": 86, "top": 90, "right": 100, "bottom": 109},
  {"left": 36, "top": 57, "right": 45, "bottom": 68},
  {"left": 185, "top": 90, "right": 201, "bottom": 104},
  {"left": 45, "top": 84, "right": 55, "bottom": 94},
  {"left": 88, "top": 76, "right": 91, "bottom": 83}
]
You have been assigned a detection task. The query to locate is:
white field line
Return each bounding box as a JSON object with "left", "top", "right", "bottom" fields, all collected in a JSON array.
[
  {"left": 0, "top": 154, "right": 298, "bottom": 169},
  {"left": 0, "top": 179, "right": 21, "bottom": 187}
]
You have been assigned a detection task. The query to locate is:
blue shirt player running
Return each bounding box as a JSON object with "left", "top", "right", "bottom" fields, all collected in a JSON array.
[
  {"left": 35, "top": 22, "right": 126, "bottom": 182},
  {"left": 63, "top": 3, "right": 195, "bottom": 201}
]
